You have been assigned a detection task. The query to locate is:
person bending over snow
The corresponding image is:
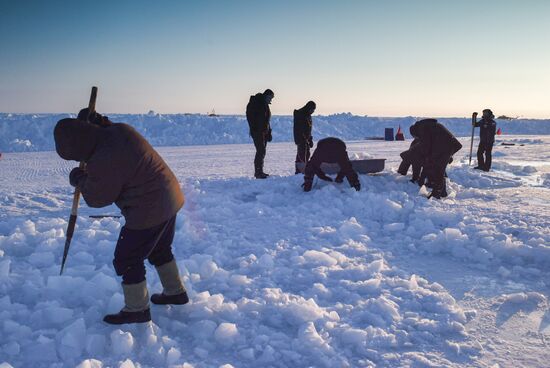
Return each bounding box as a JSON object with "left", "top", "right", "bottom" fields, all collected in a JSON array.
[
  {"left": 302, "top": 137, "right": 361, "bottom": 192},
  {"left": 405, "top": 119, "right": 462, "bottom": 199},
  {"left": 54, "top": 110, "right": 189, "bottom": 325}
]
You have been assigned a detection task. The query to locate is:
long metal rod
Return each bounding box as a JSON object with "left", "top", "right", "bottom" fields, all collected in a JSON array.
[
  {"left": 468, "top": 112, "right": 477, "bottom": 166},
  {"left": 60, "top": 86, "right": 98, "bottom": 275}
]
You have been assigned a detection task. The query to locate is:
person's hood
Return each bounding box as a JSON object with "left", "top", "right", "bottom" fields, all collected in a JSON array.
[
  {"left": 409, "top": 125, "right": 419, "bottom": 138},
  {"left": 53, "top": 118, "right": 100, "bottom": 161},
  {"left": 410, "top": 118, "right": 437, "bottom": 138},
  {"left": 297, "top": 101, "right": 316, "bottom": 115},
  {"left": 249, "top": 93, "right": 266, "bottom": 105}
]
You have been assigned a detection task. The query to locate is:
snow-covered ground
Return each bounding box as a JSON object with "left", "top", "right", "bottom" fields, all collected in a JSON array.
[{"left": 1, "top": 135, "right": 549, "bottom": 367}]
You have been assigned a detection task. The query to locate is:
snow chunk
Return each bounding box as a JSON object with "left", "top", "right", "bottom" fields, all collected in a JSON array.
[
  {"left": 295, "top": 322, "right": 331, "bottom": 352},
  {"left": 350, "top": 152, "right": 374, "bottom": 160},
  {"left": 258, "top": 254, "right": 275, "bottom": 269},
  {"left": 76, "top": 359, "right": 103, "bottom": 368},
  {"left": 58, "top": 318, "right": 87, "bottom": 359},
  {"left": 110, "top": 330, "right": 134, "bottom": 355},
  {"left": 119, "top": 360, "right": 136, "bottom": 368},
  {"left": 43, "top": 306, "right": 74, "bottom": 324},
  {"left": 501, "top": 292, "right": 546, "bottom": 305},
  {"left": 28, "top": 252, "right": 55, "bottom": 268},
  {"left": 214, "top": 322, "right": 239, "bottom": 346},
  {"left": 339, "top": 217, "right": 365, "bottom": 238},
  {"left": 166, "top": 347, "right": 182, "bottom": 365},
  {"left": 199, "top": 259, "right": 219, "bottom": 279},
  {"left": 303, "top": 250, "right": 338, "bottom": 267}
]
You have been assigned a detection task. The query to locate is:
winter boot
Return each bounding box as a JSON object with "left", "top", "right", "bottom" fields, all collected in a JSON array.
[
  {"left": 473, "top": 166, "right": 484, "bottom": 170},
  {"left": 254, "top": 169, "right": 268, "bottom": 179},
  {"left": 104, "top": 281, "right": 151, "bottom": 325},
  {"left": 151, "top": 260, "right": 189, "bottom": 305}
]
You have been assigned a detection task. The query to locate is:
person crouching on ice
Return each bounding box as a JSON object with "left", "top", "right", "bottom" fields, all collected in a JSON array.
[
  {"left": 54, "top": 110, "right": 189, "bottom": 325},
  {"left": 302, "top": 137, "right": 361, "bottom": 192},
  {"left": 407, "top": 119, "right": 462, "bottom": 199}
]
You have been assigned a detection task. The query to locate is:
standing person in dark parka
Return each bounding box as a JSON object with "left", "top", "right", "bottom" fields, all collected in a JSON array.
[
  {"left": 407, "top": 119, "right": 462, "bottom": 199},
  {"left": 54, "top": 111, "right": 189, "bottom": 325},
  {"left": 246, "top": 89, "right": 274, "bottom": 179},
  {"left": 302, "top": 137, "right": 361, "bottom": 192},
  {"left": 293, "top": 101, "right": 316, "bottom": 174},
  {"left": 473, "top": 108, "right": 497, "bottom": 171}
]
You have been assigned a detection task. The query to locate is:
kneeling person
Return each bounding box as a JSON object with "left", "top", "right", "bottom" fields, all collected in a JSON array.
[
  {"left": 302, "top": 137, "right": 360, "bottom": 192},
  {"left": 54, "top": 112, "right": 189, "bottom": 325}
]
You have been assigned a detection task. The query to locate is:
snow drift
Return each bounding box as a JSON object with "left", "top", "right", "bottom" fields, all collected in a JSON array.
[{"left": 1, "top": 112, "right": 550, "bottom": 152}]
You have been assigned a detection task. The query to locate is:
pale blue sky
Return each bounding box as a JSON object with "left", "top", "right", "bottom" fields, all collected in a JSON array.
[{"left": 1, "top": 0, "right": 549, "bottom": 117}]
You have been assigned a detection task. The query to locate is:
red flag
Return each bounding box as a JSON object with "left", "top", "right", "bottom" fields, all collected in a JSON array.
[{"left": 497, "top": 128, "right": 502, "bottom": 135}]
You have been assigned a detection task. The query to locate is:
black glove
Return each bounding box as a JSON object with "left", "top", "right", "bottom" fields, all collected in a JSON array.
[
  {"left": 349, "top": 179, "right": 361, "bottom": 191},
  {"left": 308, "top": 136, "right": 314, "bottom": 148},
  {"left": 448, "top": 156, "right": 453, "bottom": 164},
  {"left": 69, "top": 167, "right": 87, "bottom": 187},
  {"left": 302, "top": 179, "right": 312, "bottom": 192},
  {"left": 318, "top": 173, "right": 333, "bottom": 182},
  {"left": 266, "top": 128, "right": 273, "bottom": 142},
  {"left": 77, "top": 108, "right": 111, "bottom": 127}
]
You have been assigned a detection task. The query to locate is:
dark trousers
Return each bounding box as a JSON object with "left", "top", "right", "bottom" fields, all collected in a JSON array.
[
  {"left": 113, "top": 216, "right": 176, "bottom": 284},
  {"left": 428, "top": 157, "right": 451, "bottom": 195},
  {"left": 397, "top": 160, "right": 410, "bottom": 175},
  {"left": 477, "top": 142, "right": 493, "bottom": 170},
  {"left": 295, "top": 142, "right": 311, "bottom": 163},
  {"left": 398, "top": 159, "right": 423, "bottom": 182},
  {"left": 252, "top": 133, "right": 267, "bottom": 172},
  {"left": 412, "top": 163, "right": 422, "bottom": 182}
]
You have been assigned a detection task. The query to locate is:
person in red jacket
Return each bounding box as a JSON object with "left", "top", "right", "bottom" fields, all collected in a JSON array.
[{"left": 54, "top": 110, "right": 189, "bottom": 325}]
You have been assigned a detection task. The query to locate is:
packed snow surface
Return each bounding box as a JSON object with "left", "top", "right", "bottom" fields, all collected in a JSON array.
[{"left": 1, "top": 134, "right": 549, "bottom": 367}]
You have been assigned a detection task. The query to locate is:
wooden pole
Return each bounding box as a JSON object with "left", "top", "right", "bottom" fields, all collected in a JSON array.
[{"left": 60, "top": 86, "right": 97, "bottom": 275}]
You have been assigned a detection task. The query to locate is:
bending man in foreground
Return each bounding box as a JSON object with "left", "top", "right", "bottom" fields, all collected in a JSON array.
[
  {"left": 54, "top": 110, "right": 189, "bottom": 325},
  {"left": 302, "top": 137, "right": 361, "bottom": 192}
]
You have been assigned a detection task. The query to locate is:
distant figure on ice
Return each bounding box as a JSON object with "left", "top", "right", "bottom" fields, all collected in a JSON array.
[
  {"left": 405, "top": 119, "right": 462, "bottom": 199},
  {"left": 302, "top": 137, "right": 361, "bottom": 192},
  {"left": 473, "top": 109, "right": 497, "bottom": 172},
  {"left": 246, "top": 89, "right": 274, "bottom": 179},
  {"left": 54, "top": 110, "right": 189, "bottom": 325},
  {"left": 293, "top": 100, "right": 316, "bottom": 174}
]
